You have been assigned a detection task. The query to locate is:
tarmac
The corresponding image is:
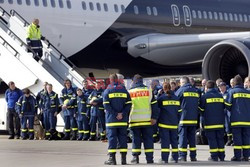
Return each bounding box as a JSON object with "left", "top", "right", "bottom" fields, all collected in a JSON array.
[{"left": 0, "top": 135, "right": 249, "bottom": 167}]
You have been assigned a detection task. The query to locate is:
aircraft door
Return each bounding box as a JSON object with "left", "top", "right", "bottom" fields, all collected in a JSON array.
[
  {"left": 183, "top": 5, "right": 192, "bottom": 27},
  {"left": 171, "top": 5, "right": 180, "bottom": 26}
]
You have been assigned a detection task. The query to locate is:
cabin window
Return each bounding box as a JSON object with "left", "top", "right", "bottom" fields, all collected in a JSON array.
[
  {"left": 66, "top": 0, "right": 71, "bottom": 9},
  {"left": 96, "top": 3, "right": 101, "bottom": 11},
  {"left": 229, "top": 13, "right": 233, "bottom": 21},
  {"left": 224, "top": 13, "right": 228, "bottom": 21},
  {"left": 214, "top": 12, "right": 218, "bottom": 20},
  {"left": 192, "top": 10, "right": 197, "bottom": 19},
  {"left": 17, "top": 0, "right": 22, "bottom": 5},
  {"left": 134, "top": 5, "right": 139, "bottom": 15},
  {"left": 51, "top": 0, "right": 56, "bottom": 8},
  {"left": 82, "top": 1, "right": 86, "bottom": 10},
  {"left": 121, "top": 5, "right": 125, "bottom": 13},
  {"left": 197, "top": 10, "right": 202, "bottom": 19},
  {"left": 234, "top": 14, "right": 238, "bottom": 21},
  {"left": 59, "top": 0, "right": 63, "bottom": 8},
  {"left": 8, "top": 0, "right": 13, "bottom": 4},
  {"left": 203, "top": 11, "right": 207, "bottom": 19},
  {"left": 244, "top": 14, "right": 248, "bottom": 22},
  {"left": 34, "top": 0, "right": 39, "bottom": 6},
  {"left": 239, "top": 14, "right": 243, "bottom": 22},
  {"left": 89, "top": 2, "right": 94, "bottom": 11},
  {"left": 114, "top": 4, "right": 119, "bottom": 12},
  {"left": 26, "top": 0, "right": 31, "bottom": 6},
  {"left": 146, "top": 6, "right": 151, "bottom": 15},
  {"left": 0, "top": 0, "right": 3, "bottom": 4},
  {"left": 208, "top": 11, "right": 213, "bottom": 20},
  {"left": 103, "top": 3, "right": 108, "bottom": 12},
  {"left": 42, "top": 0, "right": 47, "bottom": 7},
  {"left": 219, "top": 12, "right": 223, "bottom": 20},
  {"left": 152, "top": 7, "right": 158, "bottom": 16}
]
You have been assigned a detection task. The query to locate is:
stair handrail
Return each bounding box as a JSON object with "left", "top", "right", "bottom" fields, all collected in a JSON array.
[{"left": 0, "top": 6, "right": 11, "bottom": 17}]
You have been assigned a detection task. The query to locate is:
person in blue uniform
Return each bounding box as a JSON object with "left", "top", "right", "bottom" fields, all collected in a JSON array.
[
  {"left": 103, "top": 74, "right": 132, "bottom": 165},
  {"left": 225, "top": 75, "right": 250, "bottom": 162},
  {"left": 199, "top": 80, "right": 225, "bottom": 161},
  {"left": 157, "top": 82, "right": 181, "bottom": 163},
  {"left": 15, "top": 89, "right": 37, "bottom": 140},
  {"left": 175, "top": 76, "right": 199, "bottom": 162},
  {"left": 60, "top": 79, "right": 77, "bottom": 140},
  {"left": 88, "top": 80, "right": 106, "bottom": 141}
]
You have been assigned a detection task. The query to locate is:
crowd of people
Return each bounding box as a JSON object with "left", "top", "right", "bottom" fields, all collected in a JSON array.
[{"left": 4, "top": 73, "right": 250, "bottom": 165}]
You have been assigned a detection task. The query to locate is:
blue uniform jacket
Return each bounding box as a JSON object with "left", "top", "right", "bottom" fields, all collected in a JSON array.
[
  {"left": 103, "top": 83, "right": 132, "bottom": 128},
  {"left": 88, "top": 89, "right": 105, "bottom": 117},
  {"left": 75, "top": 95, "right": 88, "bottom": 121},
  {"left": 225, "top": 85, "right": 250, "bottom": 128},
  {"left": 157, "top": 92, "right": 181, "bottom": 130},
  {"left": 60, "top": 87, "right": 77, "bottom": 116},
  {"left": 36, "top": 89, "right": 47, "bottom": 110},
  {"left": 15, "top": 95, "right": 37, "bottom": 116},
  {"left": 175, "top": 83, "right": 199, "bottom": 126},
  {"left": 5, "top": 88, "right": 23, "bottom": 109},
  {"left": 199, "top": 88, "right": 225, "bottom": 130},
  {"left": 43, "top": 91, "right": 59, "bottom": 113}
]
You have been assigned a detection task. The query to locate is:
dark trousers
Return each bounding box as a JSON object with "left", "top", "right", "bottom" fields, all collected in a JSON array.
[
  {"left": 178, "top": 126, "right": 197, "bottom": 158},
  {"left": 159, "top": 128, "right": 178, "bottom": 161},
  {"left": 89, "top": 116, "right": 106, "bottom": 138},
  {"left": 225, "top": 110, "right": 232, "bottom": 135},
  {"left": 64, "top": 115, "right": 77, "bottom": 136},
  {"left": 7, "top": 108, "right": 20, "bottom": 137},
  {"left": 107, "top": 128, "right": 128, "bottom": 154},
  {"left": 130, "top": 127, "right": 154, "bottom": 162},
  {"left": 33, "top": 49, "right": 43, "bottom": 61},
  {"left": 232, "top": 127, "right": 250, "bottom": 158},
  {"left": 77, "top": 115, "right": 90, "bottom": 139},
  {"left": 205, "top": 129, "right": 225, "bottom": 160},
  {"left": 20, "top": 116, "right": 34, "bottom": 138},
  {"left": 43, "top": 110, "right": 57, "bottom": 135}
]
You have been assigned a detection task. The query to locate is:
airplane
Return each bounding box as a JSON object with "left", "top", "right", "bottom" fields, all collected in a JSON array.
[{"left": 1, "top": 0, "right": 250, "bottom": 83}]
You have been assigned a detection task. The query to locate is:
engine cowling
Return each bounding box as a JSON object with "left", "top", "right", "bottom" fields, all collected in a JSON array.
[{"left": 202, "top": 39, "right": 250, "bottom": 82}]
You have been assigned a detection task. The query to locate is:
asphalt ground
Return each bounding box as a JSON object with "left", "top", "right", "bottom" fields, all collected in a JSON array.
[{"left": 0, "top": 135, "right": 249, "bottom": 167}]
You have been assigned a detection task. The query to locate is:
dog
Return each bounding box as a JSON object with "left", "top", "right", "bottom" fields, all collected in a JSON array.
[
  {"left": 48, "top": 129, "right": 63, "bottom": 140},
  {"left": 33, "top": 115, "right": 45, "bottom": 140}
]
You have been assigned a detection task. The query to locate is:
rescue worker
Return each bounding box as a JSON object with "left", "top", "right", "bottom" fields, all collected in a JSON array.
[
  {"left": 26, "top": 18, "right": 46, "bottom": 61},
  {"left": 170, "top": 81, "right": 178, "bottom": 93},
  {"left": 225, "top": 75, "right": 250, "bottom": 161},
  {"left": 157, "top": 82, "right": 181, "bottom": 163},
  {"left": 60, "top": 79, "right": 78, "bottom": 140},
  {"left": 218, "top": 82, "right": 233, "bottom": 146},
  {"left": 175, "top": 76, "right": 199, "bottom": 162},
  {"left": 82, "top": 79, "right": 94, "bottom": 99},
  {"left": 103, "top": 74, "right": 132, "bottom": 165},
  {"left": 5, "top": 81, "right": 23, "bottom": 139},
  {"left": 129, "top": 74, "right": 159, "bottom": 164},
  {"left": 244, "top": 77, "right": 250, "bottom": 90},
  {"left": 75, "top": 88, "right": 89, "bottom": 140},
  {"left": 42, "top": 84, "right": 59, "bottom": 139},
  {"left": 88, "top": 80, "right": 106, "bottom": 141},
  {"left": 199, "top": 79, "right": 207, "bottom": 96},
  {"left": 199, "top": 80, "right": 225, "bottom": 161},
  {"left": 15, "top": 89, "right": 37, "bottom": 140}
]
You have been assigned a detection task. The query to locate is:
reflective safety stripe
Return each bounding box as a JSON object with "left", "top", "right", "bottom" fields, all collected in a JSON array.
[
  {"left": 30, "top": 46, "right": 42, "bottom": 49},
  {"left": 132, "top": 149, "right": 141, "bottom": 152},
  {"left": 65, "top": 129, "right": 71, "bottom": 132},
  {"left": 80, "top": 101, "right": 86, "bottom": 104},
  {"left": 206, "top": 98, "right": 224, "bottom": 103},
  {"left": 106, "top": 122, "right": 128, "bottom": 127},
  {"left": 83, "top": 131, "right": 90, "bottom": 134},
  {"left": 103, "top": 101, "right": 110, "bottom": 104},
  {"left": 129, "top": 122, "right": 151, "bottom": 127},
  {"left": 78, "top": 130, "right": 84, "bottom": 133},
  {"left": 179, "top": 148, "right": 187, "bottom": 152},
  {"left": 242, "top": 145, "right": 250, "bottom": 149},
  {"left": 178, "top": 109, "right": 182, "bottom": 113},
  {"left": 144, "top": 149, "right": 154, "bottom": 153},
  {"left": 189, "top": 147, "right": 196, "bottom": 151},
  {"left": 101, "top": 133, "right": 105, "bottom": 136},
  {"left": 125, "top": 101, "right": 132, "bottom": 104},
  {"left": 72, "top": 128, "right": 78, "bottom": 131},
  {"left": 198, "top": 107, "right": 204, "bottom": 112},
  {"left": 179, "top": 120, "right": 198, "bottom": 124},
  {"left": 16, "top": 102, "right": 21, "bottom": 106},
  {"left": 227, "top": 133, "right": 232, "bottom": 137},
  {"left": 51, "top": 105, "right": 56, "bottom": 108},
  {"left": 233, "top": 93, "right": 250, "bottom": 98},
  {"left": 204, "top": 124, "right": 224, "bottom": 129},
  {"left": 46, "top": 132, "right": 51, "bottom": 136},
  {"left": 162, "top": 100, "right": 180, "bottom": 106},
  {"left": 108, "top": 93, "right": 127, "bottom": 98},
  {"left": 29, "top": 129, "right": 34, "bottom": 132},
  {"left": 161, "top": 148, "right": 170, "bottom": 152},
  {"left": 86, "top": 105, "right": 91, "bottom": 107},
  {"left": 218, "top": 148, "right": 225, "bottom": 152},
  {"left": 210, "top": 148, "right": 218, "bottom": 153},
  {"left": 90, "top": 132, "right": 96, "bottom": 135},
  {"left": 81, "top": 112, "right": 87, "bottom": 115},
  {"left": 225, "top": 102, "right": 232, "bottom": 106},
  {"left": 153, "top": 134, "right": 157, "bottom": 137},
  {"left": 172, "top": 148, "right": 178, "bottom": 152},
  {"left": 120, "top": 149, "right": 128, "bottom": 152},
  {"left": 22, "top": 101, "right": 26, "bottom": 103},
  {"left": 99, "top": 107, "right": 104, "bottom": 110},
  {"left": 21, "top": 129, "right": 27, "bottom": 132},
  {"left": 183, "top": 92, "right": 199, "bottom": 97},
  {"left": 231, "top": 122, "right": 250, "bottom": 126},
  {"left": 151, "top": 100, "right": 157, "bottom": 104},
  {"left": 108, "top": 149, "right": 116, "bottom": 153},
  {"left": 158, "top": 123, "right": 178, "bottom": 129},
  {"left": 234, "top": 146, "right": 242, "bottom": 149}
]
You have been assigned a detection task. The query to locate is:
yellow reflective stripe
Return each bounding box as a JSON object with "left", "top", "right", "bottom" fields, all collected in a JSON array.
[
  {"left": 180, "top": 120, "right": 198, "bottom": 124},
  {"left": 101, "top": 133, "right": 105, "bottom": 136},
  {"left": 189, "top": 147, "right": 196, "bottom": 151},
  {"left": 132, "top": 149, "right": 141, "bottom": 153},
  {"left": 162, "top": 100, "right": 180, "bottom": 106},
  {"left": 22, "top": 101, "right": 26, "bottom": 103},
  {"left": 78, "top": 130, "right": 84, "bottom": 133},
  {"left": 21, "top": 129, "right": 27, "bottom": 132},
  {"left": 144, "top": 149, "right": 154, "bottom": 153},
  {"left": 206, "top": 98, "right": 224, "bottom": 103},
  {"left": 183, "top": 92, "right": 199, "bottom": 97},
  {"left": 158, "top": 123, "right": 178, "bottom": 129},
  {"left": 198, "top": 107, "right": 204, "bottom": 111},
  {"left": 210, "top": 148, "right": 218, "bottom": 153},
  {"left": 161, "top": 148, "right": 170, "bottom": 152},
  {"left": 233, "top": 93, "right": 250, "bottom": 98},
  {"left": 218, "top": 148, "right": 225, "bottom": 152},
  {"left": 153, "top": 134, "right": 157, "bottom": 137},
  {"left": 130, "top": 119, "right": 151, "bottom": 122},
  {"left": 227, "top": 133, "right": 233, "bottom": 137},
  {"left": 83, "top": 130, "right": 90, "bottom": 134},
  {"left": 151, "top": 100, "right": 157, "bottom": 104},
  {"left": 225, "top": 102, "right": 232, "bottom": 106},
  {"left": 108, "top": 93, "right": 127, "bottom": 98},
  {"left": 172, "top": 149, "right": 178, "bottom": 152},
  {"left": 129, "top": 122, "right": 151, "bottom": 127},
  {"left": 81, "top": 112, "right": 87, "bottom": 115},
  {"left": 99, "top": 107, "right": 104, "bottom": 110},
  {"left": 242, "top": 145, "right": 250, "bottom": 149},
  {"left": 81, "top": 101, "right": 85, "bottom": 104},
  {"left": 29, "top": 129, "right": 34, "bottom": 132},
  {"left": 46, "top": 132, "right": 51, "bottom": 136},
  {"left": 16, "top": 102, "right": 21, "bottom": 106},
  {"left": 90, "top": 132, "right": 96, "bottom": 135},
  {"left": 86, "top": 105, "right": 91, "bottom": 107},
  {"left": 125, "top": 101, "right": 132, "bottom": 104},
  {"left": 120, "top": 149, "right": 128, "bottom": 152},
  {"left": 103, "top": 101, "right": 110, "bottom": 104},
  {"left": 178, "top": 109, "right": 182, "bottom": 113},
  {"left": 65, "top": 129, "right": 71, "bottom": 132},
  {"left": 234, "top": 146, "right": 242, "bottom": 149},
  {"left": 106, "top": 122, "right": 128, "bottom": 127},
  {"left": 51, "top": 105, "right": 56, "bottom": 108},
  {"left": 231, "top": 122, "right": 250, "bottom": 126},
  {"left": 179, "top": 148, "right": 187, "bottom": 152},
  {"left": 204, "top": 124, "right": 224, "bottom": 129},
  {"left": 72, "top": 128, "right": 78, "bottom": 131},
  {"left": 108, "top": 149, "right": 116, "bottom": 153}
]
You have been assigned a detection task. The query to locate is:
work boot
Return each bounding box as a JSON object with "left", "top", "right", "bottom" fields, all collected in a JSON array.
[
  {"left": 8, "top": 135, "right": 14, "bottom": 139},
  {"left": 15, "top": 135, "right": 20, "bottom": 140},
  {"left": 121, "top": 152, "right": 127, "bottom": 165},
  {"left": 158, "top": 159, "right": 168, "bottom": 164},
  {"left": 190, "top": 157, "right": 197, "bottom": 161},
  {"left": 231, "top": 156, "right": 241, "bottom": 161},
  {"left": 241, "top": 157, "right": 249, "bottom": 161},
  {"left": 89, "top": 135, "right": 96, "bottom": 141},
  {"left": 62, "top": 135, "right": 70, "bottom": 140},
  {"left": 208, "top": 157, "right": 218, "bottom": 161},
  {"left": 104, "top": 153, "right": 117, "bottom": 165},
  {"left": 226, "top": 136, "right": 233, "bottom": 146},
  {"left": 178, "top": 156, "right": 187, "bottom": 162},
  {"left": 131, "top": 155, "right": 139, "bottom": 164}
]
